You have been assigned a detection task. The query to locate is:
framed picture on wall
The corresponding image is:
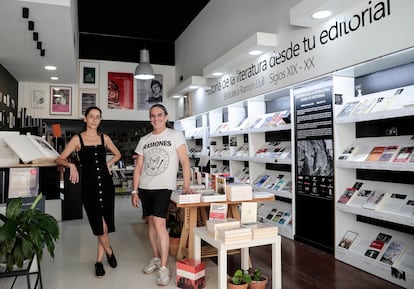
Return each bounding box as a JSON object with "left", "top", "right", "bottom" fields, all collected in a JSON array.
[
  {"left": 80, "top": 90, "right": 99, "bottom": 116},
  {"left": 108, "top": 72, "right": 134, "bottom": 110},
  {"left": 136, "top": 74, "right": 163, "bottom": 110},
  {"left": 79, "top": 61, "right": 99, "bottom": 89},
  {"left": 50, "top": 86, "right": 72, "bottom": 115},
  {"left": 31, "top": 90, "right": 46, "bottom": 108}
]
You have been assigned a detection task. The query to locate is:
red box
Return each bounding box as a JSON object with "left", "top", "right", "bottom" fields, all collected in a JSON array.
[{"left": 176, "top": 258, "right": 206, "bottom": 289}]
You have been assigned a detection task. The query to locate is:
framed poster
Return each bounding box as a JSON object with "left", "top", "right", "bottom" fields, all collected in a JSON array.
[
  {"left": 108, "top": 72, "right": 134, "bottom": 109},
  {"left": 80, "top": 90, "right": 99, "bottom": 115},
  {"left": 79, "top": 61, "right": 99, "bottom": 89},
  {"left": 136, "top": 74, "right": 163, "bottom": 110},
  {"left": 50, "top": 86, "right": 72, "bottom": 115},
  {"left": 31, "top": 90, "right": 46, "bottom": 108}
]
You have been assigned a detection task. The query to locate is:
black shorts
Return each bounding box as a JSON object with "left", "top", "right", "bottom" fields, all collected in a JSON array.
[{"left": 139, "top": 188, "right": 172, "bottom": 219}]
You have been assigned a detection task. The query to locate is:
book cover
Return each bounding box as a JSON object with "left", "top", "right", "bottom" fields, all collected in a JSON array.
[
  {"left": 337, "top": 187, "right": 357, "bottom": 204},
  {"left": 253, "top": 174, "right": 270, "bottom": 188},
  {"left": 215, "top": 175, "right": 227, "bottom": 195},
  {"left": 347, "top": 189, "right": 373, "bottom": 207},
  {"left": 393, "top": 146, "right": 414, "bottom": 162},
  {"left": 336, "top": 101, "right": 360, "bottom": 117},
  {"left": 5, "top": 134, "right": 59, "bottom": 164},
  {"left": 366, "top": 146, "right": 386, "bottom": 162},
  {"left": 399, "top": 199, "right": 414, "bottom": 217},
  {"left": 380, "top": 241, "right": 407, "bottom": 266},
  {"left": 362, "top": 191, "right": 386, "bottom": 210},
  {"left": 338, "top": 230, "right": 358, "bottom": 249},
  {"left": 240, "top": 202, "right": 257, "bottom": 224},
  {"left": 209, "top": 203, "right": 228, "bottom": 219},
  {"left": 380, "top": 193, "right": 408, "bottom": 215},
  {"left": 351, "top": 97, "right": 377, "bottom": 115},
  {"left": 8, "top": 167, "right": 39, "bottom": 199},
  {"left": 377, "top": 145, "right": 399, "bottom": 162}
]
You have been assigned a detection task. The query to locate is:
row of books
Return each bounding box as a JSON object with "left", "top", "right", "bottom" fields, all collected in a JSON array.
[
  {"left": 337, "top": 182, "right": 414, "bottom": 218},
  {"left": 338, "top": 231, "right": 408, "bottom": 267},
  {"left": 257, "top": 205, "right": 292, "bottom": 227},
  {"left": 184, "top": 127, "right": 204, "bottom": 139},
  {"left": 253, "top": 141, "right": 291, "bottom": 160},
  {"left": 252, "top": 172, "right": 292, "bottom": 193},
  {"left": 336, "top": 86, "right": 414, "bottom": 118},
  {"left": 338, "top": 143, "right": 414, "bottom": 163},
  {"left": 211, "top": 110, "right": 291, "bottom": 135}
]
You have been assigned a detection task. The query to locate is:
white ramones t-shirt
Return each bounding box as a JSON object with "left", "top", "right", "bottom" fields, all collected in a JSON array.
[{"left": 135, "top": 128, "right": 186, "bottom": 190}]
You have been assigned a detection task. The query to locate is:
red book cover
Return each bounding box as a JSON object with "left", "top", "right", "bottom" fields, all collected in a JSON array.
[{"left": 366, "top": 146, "right": 386, "bottom": 161}]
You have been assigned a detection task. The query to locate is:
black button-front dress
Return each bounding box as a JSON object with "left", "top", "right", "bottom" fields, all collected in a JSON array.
[{"left": 78, "top": 133, "right": 115, "bottom": 235}]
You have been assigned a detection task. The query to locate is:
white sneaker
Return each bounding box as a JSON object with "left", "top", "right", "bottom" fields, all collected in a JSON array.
[
  {"left": 143, "top": 257, "right": 161, "bottom": 274},
  {"left": 157, "top": 266, "right": 170, "bottom": 286}
]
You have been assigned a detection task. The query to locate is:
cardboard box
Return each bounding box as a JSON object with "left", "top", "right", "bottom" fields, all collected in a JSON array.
[{"left": 176, "top": 258, "right": 206, "bottom": 289}]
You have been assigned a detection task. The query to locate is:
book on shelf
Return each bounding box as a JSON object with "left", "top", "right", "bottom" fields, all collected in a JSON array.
[
  {"left": 336, "top": 100, "right": 360, "bottom": 117},
  {"left": 362, "top": 190, "right": 386, "bottom": 210},
  {"left": 253, "top": 174, "right": 271, "bottom": 188},
  {"left": 337, "top": 187, "right": 357, "bottom": 204},
  {"left": 200, "top": 190, "right": 227, "bottom": 202},
  {"left": 380, "top": 193, "right": 408, "bottom": 216},
  {"left": 351, "top": 97, "right": 377, "bottom": 115},
  {"left": 8, "top": 167, "right": 40, "bottom": 199},
  {"left": 347, "top": 189, "right": 373, "bottom": 207},
  {"left": 364, "top": 232, "right": 392, "bottom": 260},
  {"left": 236, "top": 118, "right": 250, "bottom": 130},
  {"left": 380, "top": 241, "right": 407, "bottom": 266},
  {"left": 209, "top": 203, "right": 228, "bottom": 219},
  {"left": 252, "top": 191, "right": 274, "bottom": 199},
  {"left": 272, "top": 175, "right": 288, "bottom": 191},
  {"left": 366, "top": 146, "right": 386, "bottom": 162},
  {"left": 271, "top": 211, "right": 284, "bottom": 223},
  {"left": 378, "top": 145, "right": 400, "bottom": 162},
  {"left": 338, "top": 230, "right": 358, "bottom": 249},
  {"left": 226, "top": 183, "right": 252, "bottom": 201},
  {"left": 260, "top": 113, "right": 276, "bottom": 128},
  {"left": 240, "top": 202, "right": 257, "bottom": 224},
  {"left": 399, "top": 199, "right": 414, "bottom": 218},
  {"left": 370, "top": 95, "right": 400, "bottom": 112},
  {"left": 249, "top": 117, "right": 265, "bottom": 129},
  {"left": 347, "top": 144, "right": 373, "bottom": 162},
  {"left": 262, "top": 175, "right": 280, "bottom": 190},
  {"left": 393, "top": 146, "right": 414, "bottom": 162},
  {"left": 4, "top": 133, "right": 59, "bottom": 164},
  {"left": 215, "top": 175, "right": 227, "bottom": 195},
  {"left": 337, "top": 146, "right": 356, "bottom": 160},
  {"left": 277, "top": 211, "right": 292, "bottom": 226},
  {"left": 170, "top": 190, "right": 201, "bottom": 204}
]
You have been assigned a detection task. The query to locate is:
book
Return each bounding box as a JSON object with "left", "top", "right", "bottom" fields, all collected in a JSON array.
[
  {"left": 380, "top": 193, "right": 408, "bottom": 215},
  {"left": 377, "top": 145, "right": 399, "bottom": 162},
  {"left": 347, "top": 189, "right": 373, "bottom": 207},
  {"left": 241, "top": 222, "right": 278, "bottom": 239},
  {"left": 366, "top": 146, "right": 386, "bottom": 162},
  {"left": 338, "top": 230, "right": 358, "bottom": 249},
  {"left": 399, "top": 199, "right": 414, "bottom": 218},
  {"left": 336, "top": 101, "right": 360, "bottom": 117},
  {"left": 362, "top": 191, "right": 386, "bottom": 210},
  {"left": 393, "top": 146, "right": 414, "bottom": 162},
  {"left": 5, "top": 134, "right": 59, "bottom": 164},
  {"left": 209, "top": 203, "right": 228, "bottom": 219},
  {"left": 215, "top": 175, "right": 227, "bottom": 195},
  {"left": 200, "top": 191, "right": 227, "bottom": 202},
  {"left": 337, "top": 187, "right": 357, "bottom": 204},
  {"left": 380, "top": 241, "right": 407, "bottom": 266},
  {"left": 8, "top": 167, "right": 39, "bottom": 199},
  {"left": 240, "top": 202, "right": 257, "bottom": 224},
  {"left": 206, "top": 218, "right": 240, "bottom": 235},
  {"left": 253, "top": 174, "right": 271, "bottom": 188},
  {"left": 364, "top": 232, "right": 391, "bottom": 260},
  {"left": 351, "top": 97, "right": 377, "bottom": 115}
]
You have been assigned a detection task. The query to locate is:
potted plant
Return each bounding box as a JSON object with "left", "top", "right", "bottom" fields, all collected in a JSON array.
[
  {"left": 0, "top": 193, "right": 60, "bottom": 272},
  {"left": 228, "top": 269, "right": 251, "bottom": 289},
  {"left": 249, "top": 268, "right": 268, "bottom": 289}
]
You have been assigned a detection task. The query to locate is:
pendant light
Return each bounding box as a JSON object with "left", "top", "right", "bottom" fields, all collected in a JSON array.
[{"left": 134, "top": 48, "right": 155, "bottom": 80}]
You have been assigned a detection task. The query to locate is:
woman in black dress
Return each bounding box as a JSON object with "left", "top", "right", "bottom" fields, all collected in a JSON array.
[{"left": 56, "top": 106, "right": 121, "bottom": 278}]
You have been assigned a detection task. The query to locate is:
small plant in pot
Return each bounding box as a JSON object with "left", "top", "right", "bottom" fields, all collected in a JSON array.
[
  {"left": 249, "top": 268, "right": 268, "bottom": 289},
  {"left": 0, "top": 193, "right": 60, "bottom": 272},
  {"left": 228, "top": 269, "right": 251, "bottom": 289}
]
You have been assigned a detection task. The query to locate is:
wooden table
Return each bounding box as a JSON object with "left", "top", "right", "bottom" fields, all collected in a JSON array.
[
  {"left": 194, "top": 226, "right": 282, "bottom": 289},
  {"left": 173, "top": 196, "right": 275, "bottom": 260}
]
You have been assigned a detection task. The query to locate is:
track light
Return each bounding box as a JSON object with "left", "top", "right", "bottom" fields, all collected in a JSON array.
[
  {"left": 40, "top": 49, "right": 45, "bottom": 57},
  {"left": 22, "top": 7, "right": 29, "bottom": 19},
  {"left": 28, "top": 21, "right": 34, "bottom": 31},
  {"left": 33, "top": 32, "right": 38, "bottom": 41}
]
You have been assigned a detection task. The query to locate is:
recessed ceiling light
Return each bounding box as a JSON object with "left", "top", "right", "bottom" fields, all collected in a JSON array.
[
  {"left": 312, "top": 10, "right": 332, "bottom": 19},
  {"left": 171, "top": 95, "right": 181, "bottom": 99},
  {"left": 51, "top": 76, "right": 59, "bottom": 80},
  {"left": 212, "top": 72, "right": 223, "bottom": 77},
  {"left": 45, "top": 65, "right": 57, "bottom": 71},
  {"left": 189, "top": 85, "right": 199, "bottom": 89},
  {"left": 248, "top": 50, "right": 263, "bottom": 56}
]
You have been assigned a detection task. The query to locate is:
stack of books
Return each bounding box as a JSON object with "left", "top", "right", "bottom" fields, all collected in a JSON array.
[
  {"left": 206, "top": 218, "right": 240, "bottom": 237},
  {"left": 216, "top": 227, "right": 252, "bottom": 243},
  {"left": 226, "top": 183, "right": 253, "bottom": 201},
  {"left": 241, "top": 222, "right": 278, "bottom": 239},
  {"left": 170, "top": 190, "right": 201, "bottom": 204},
  {"left": 200, "top": 190, "right": 227, "bottom": 202}
]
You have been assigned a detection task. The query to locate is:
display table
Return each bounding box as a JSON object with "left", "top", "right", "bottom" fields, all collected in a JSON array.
[
  {"left": 193, "top": 226, "right": 282, "bottom": 289},
  {"left": 173, "top": 196, "right": 274, "bottom": 260}
]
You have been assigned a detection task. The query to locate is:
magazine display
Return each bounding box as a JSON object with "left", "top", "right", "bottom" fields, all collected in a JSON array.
[
  {"left": 338, "top": 231, "right": 358, "bottom": 249},
  {"left": 8, "top": 167, "right": 39, "bottom": 199}
]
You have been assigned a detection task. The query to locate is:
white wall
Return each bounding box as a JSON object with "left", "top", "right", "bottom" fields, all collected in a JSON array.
[{"left": 18, "top": 60, "right": 178, "bottom": 121}]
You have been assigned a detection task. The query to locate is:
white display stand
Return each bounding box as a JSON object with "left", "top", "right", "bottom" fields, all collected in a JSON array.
[{"left": 193, "top": 226, "right": 282, "bottom": 289}]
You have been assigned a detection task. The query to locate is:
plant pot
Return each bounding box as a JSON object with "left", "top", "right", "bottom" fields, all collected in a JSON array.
[
  {"left": 228, "top": 281, "right": 249, "bottom": 289},
  {"left": 169, "top": 237, "right": 180, "bottom": 257},
  {"left": 249, "top": 277, "right": 268, "bottom": 289}
]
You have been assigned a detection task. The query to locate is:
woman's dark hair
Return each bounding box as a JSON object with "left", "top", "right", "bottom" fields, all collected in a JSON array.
[
  {"left": 149, "top": 104, "right": 172, "bottom": 128},
  {"left": 83, "top": 106, "right": 103, "bottom": 131}
]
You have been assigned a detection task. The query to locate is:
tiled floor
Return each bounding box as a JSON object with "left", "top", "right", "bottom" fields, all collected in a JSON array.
[{"left": 0, "top": 195, "right": 217, "bottom": 289}]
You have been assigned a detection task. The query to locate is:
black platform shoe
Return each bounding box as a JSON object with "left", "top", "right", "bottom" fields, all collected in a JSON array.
[
  {"left": 106, "top": 247, "right": 118, "bottom": 268},
  {"left": 95, "top": 262, "right": 105, "bottom": 278}
]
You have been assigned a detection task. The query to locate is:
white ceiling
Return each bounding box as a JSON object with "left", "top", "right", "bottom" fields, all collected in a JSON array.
[{"left": 0, "top": 0, "right": 77, "bottom": 84}]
